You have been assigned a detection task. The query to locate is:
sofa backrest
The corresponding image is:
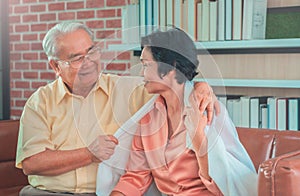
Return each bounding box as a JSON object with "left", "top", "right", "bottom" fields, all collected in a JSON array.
[
  {"left": 0, "top": 120, "right": 28, "bottom": 196},
  {"left": 237, "top": 127, "right": 300, "bottom": 171}
]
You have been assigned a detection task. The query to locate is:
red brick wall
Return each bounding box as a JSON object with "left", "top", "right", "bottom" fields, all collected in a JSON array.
[{"left": 9, "top": 0, "right": 131, "bottom": 119}]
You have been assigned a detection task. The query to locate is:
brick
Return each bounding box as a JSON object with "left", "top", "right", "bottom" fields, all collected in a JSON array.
[
  {"left": 22, "top": 14, "right": 38, "bottom": 23},
  {"left": 9, "top": 15, "right": 21, "bottom": 23},
  {"left": 96, "top": 30, "right": 115, "bottom": 39},
  {"left": 30, "top": 4, "right": 46, "bottom": 12},
  {"left": 31, "top": 43, "right": 43, "bottom": 50},
  {"left": 16, "top": 100, "right": 27, "bottom": 107},
  {"left": 100, "top": 51, "right": 116, "bottom": 60},
  {"left": 106, "top": 0, "right": 126, "bottom": 6},
  {"left": 77, "top": 10, "right": 95, "bottom": 19},
  {"left": 11, "top": 90, "right": 22, "bottom": 97},
  {"left": 15, "top": 43, "right": 30, "bottom": 51},
  {"left": 67, "top": 2, "right": 84, "bottom": 10},
  {"left": 58, "top": 12, "right": 76, "bottom": 20},
  {"left": 23, "top": 0, "right": 37, "bottom": 3},
  {"left": 116, "top": 51, "right": 130, "bottom": 60},
  {"left": 32, "top": 81, "right": 47, "bottom": 89},
  {"left": 23, "top": 71, "right": 38, "bottom": 79},
  {"left": 14, "top": 5, "right": 29, "bottom": 14},
  {"left": 14, "top": 62, "right": 30, "bottom": 70},
  {"left": 31, "top": 23, "right": 47, "bottom": 31},
  {"left": 10, "top": 71, "right": 22, "bottom": 79},
  {"left": 40, "top": 72, "right": 56, "bottom": 80},
  {"left": 24, "top": 90, "right": 35, "bottom": 98},
  {"left": 10, "top": 34, "right": 21, "bottom": 42},
  {"left": 106, "top": 63, "right": 126, "bottom": 71},
  {"left": 48, "top": 3, "right": 65, "bottom": 11},
  {"left": 86, "top": 0, "right": 104, "bottom": 8},
  {"left": 10, "top": 53, "right": 22, "bottom": 61},
  {"left": 97, "top": 9, "right": 115, "bottom": 18},
  {"left": 86, "top": 20, "right": 104, "bottom": 29},
  {"left": 23, "top": 34, "right": 38, "bottom": 41},
  {"left": 40, "top": 13, "right": 57, "bottom": 21},
  {"left": 31, "top": 62, "right": 47, "bottom": 70},
  {"left": 38, "top": 0, "right": 53, "bottom": 2},
  {"left": 15, "top": 81, "right": 30, "bottom": 88},
  {"left": 23, "top": 52, "right": 39, "bottom": 60},
  {"left": 15, "top": 24, "right": 30, "bottom": 32},
  {"left": 9, "top": 0, "right": 21, "bottom": 4},
  {"left": 39, "top": 52, "right": 48, "bottom": 60},
  {"left": 106, "top": 19, "right": 121, "bottom": 28},
  {"left": 116, "top": 8, "right": 122, "bottom": 17},
  {"left": 10, "top": 109, "right": 23, "bottom": 117}
]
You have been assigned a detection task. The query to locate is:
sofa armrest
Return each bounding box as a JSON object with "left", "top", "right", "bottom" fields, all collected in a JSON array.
[{"left": 258, "top": 150, "right": 300, "bottom": 196}]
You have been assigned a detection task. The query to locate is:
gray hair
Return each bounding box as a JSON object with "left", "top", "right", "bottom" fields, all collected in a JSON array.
[{"left": 42, "top": 21, "right": 94, "bottom": 60}]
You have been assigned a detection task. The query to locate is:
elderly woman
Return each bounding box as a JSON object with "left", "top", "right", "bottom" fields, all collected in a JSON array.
[{"left": 110, "top": 28, "right": 257, "bottom": 196}]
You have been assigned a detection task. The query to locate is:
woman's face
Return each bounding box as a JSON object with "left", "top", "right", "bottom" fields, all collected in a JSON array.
[{"left": 140, "top": 47, "right": 170, "bottom": 94}]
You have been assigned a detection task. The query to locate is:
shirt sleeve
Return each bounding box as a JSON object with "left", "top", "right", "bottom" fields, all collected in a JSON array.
[
  {"left": 16, "top": 89, "right": 54, "bottom": 168},
  {"left": 112, "top": 121, "right": 153, "bottom": 196}
]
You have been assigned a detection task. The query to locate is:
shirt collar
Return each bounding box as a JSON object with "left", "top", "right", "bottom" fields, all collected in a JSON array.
[{"left": 55, "top": 75, "right": 108, "bottom": 104}]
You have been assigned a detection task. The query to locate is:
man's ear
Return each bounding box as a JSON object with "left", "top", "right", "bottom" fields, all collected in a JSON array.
[{"left": 49, "top": 60, "right": 61, "bottom": 76}]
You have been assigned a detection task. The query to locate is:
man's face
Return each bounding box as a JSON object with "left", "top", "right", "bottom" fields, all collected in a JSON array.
[{"left": 51, "top": 29, "right": 101, "bottom": 92}]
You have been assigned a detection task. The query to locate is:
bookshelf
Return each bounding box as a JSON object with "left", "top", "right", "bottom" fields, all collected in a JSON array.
[
  {"left": 108, "top": 38, "right": 300, "bottom": 54},
  {"left": 113, "top": 0, "right": 300, "bottom": 130}
]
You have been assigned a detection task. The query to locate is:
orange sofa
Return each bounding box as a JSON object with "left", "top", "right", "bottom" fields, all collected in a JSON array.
[{"left": 1, "top": 119, "right": 300, "bottom": 196}]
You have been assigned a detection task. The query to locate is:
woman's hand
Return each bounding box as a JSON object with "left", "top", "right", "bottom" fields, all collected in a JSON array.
[{"left": 193, "top": 82, "right": 220, "bottom": 125}]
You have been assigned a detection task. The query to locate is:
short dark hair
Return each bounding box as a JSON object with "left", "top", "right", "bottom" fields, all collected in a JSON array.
[{"left": 141, "top": 28, "right": 199, "bottom": 83}]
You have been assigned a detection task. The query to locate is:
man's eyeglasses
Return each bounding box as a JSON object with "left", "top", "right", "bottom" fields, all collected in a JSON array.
[{"left": 56, "top": 45, "right": 101, "bottom": 69}]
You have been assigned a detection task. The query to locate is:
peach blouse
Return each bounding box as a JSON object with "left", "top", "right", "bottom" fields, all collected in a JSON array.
[{"left": 113, "top": 96, "right": 223, "bottom": 196}]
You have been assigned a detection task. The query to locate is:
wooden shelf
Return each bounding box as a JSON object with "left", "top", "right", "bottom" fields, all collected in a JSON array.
[{"left": 193, "top": 79, "right": 300, "bottom": 88}]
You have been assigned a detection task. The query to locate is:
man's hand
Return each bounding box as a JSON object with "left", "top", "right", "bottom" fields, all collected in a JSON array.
[
  {"left": 193, "top": 82, "right": 220, "bottom": 125},
  {"left": 88, "top": 135, "right": 118, "bottom": 162}
]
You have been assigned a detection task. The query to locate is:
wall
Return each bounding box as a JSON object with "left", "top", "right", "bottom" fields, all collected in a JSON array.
[{"left": 9, "top": 0, "right": 130, "bottom": 119}]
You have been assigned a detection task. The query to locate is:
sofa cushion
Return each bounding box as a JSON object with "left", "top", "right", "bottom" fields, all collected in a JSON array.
[
  {"left": 273, "top": 131, "right": 300, "bottom": 157},
  {"left": 237, "top": 127, "right": 275, "bottom": 171}
]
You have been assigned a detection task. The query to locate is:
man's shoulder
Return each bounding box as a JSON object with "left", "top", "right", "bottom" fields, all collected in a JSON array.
[{"left": 26, "top": 79, "right": 59, "bottom": 103}]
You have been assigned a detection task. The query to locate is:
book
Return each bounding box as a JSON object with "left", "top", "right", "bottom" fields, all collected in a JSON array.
[
  {"left": 242, "top": 0, "right": 254, "bottom": 40},
  {"left": 267, "top": 97, "right": 277, "bottom": 129},
  {"left": 250, "top": 96, "right": 269, "bottom": 128},
  {"left": 166, "top": 0, "right": 173, "bottom": 26},
  {"left": 152, "top": 0, "right": 159, "bottom": 29},
  {"left": 187, "top": 0, "right": 196, "bottom": 40},
  {"left": 260, "top": 103, "right": 268, "bottom": 129},
  {"left": 288, "top": 98, "right": 300, "bottom": 131},
  {"left": 240, "top": 96, "right": 251, "bottom": 128},
  {"left": 225, "top": 0, "right": 232, "bottom": 40},
  {"left": 217, "top": 0, "right": 225, "bottom": 41},
  {"left": 232, "top": 0, "right": 243, "bottom": 40},
  {"left": 242, "top": 0, "right": 267, "bottom": 40},
  {"left": 196, "top": 2, "right": 202, "bottom": 41},
  {"left": 252, "top": 0, "right": 268, "bottom": 39},
  {"left": 139, "top": 0, "right": 146, "bottom": 36},
  {"left": 209, "top": 0, "right": 217, "bottom": 41},
  {"left": 122, "top": 3, "right": 140, "bottom": 44},
  {"left": 201, "top": 0, "right": 210, "bottom": 41},
  {"left": 276, "top": 98, "right": 288, "bottom": 131},
  {"left": 159, "top": 0, "right": 166, "bottom": 28},
  {"left": 173, "top": 0, "right": 182, "bottom": 28}
]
